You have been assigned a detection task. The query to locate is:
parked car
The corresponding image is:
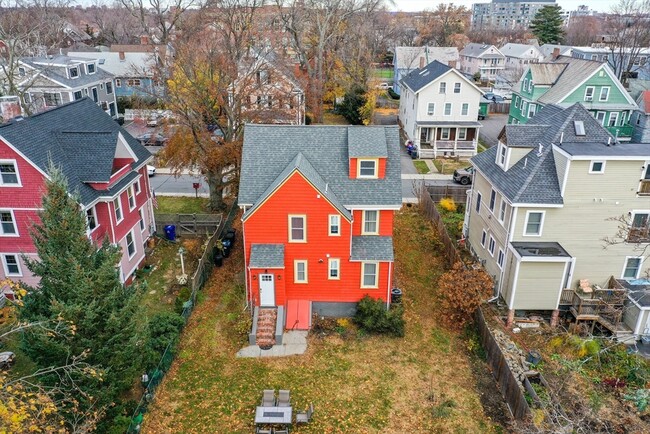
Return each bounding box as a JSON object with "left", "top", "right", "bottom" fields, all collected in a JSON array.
[
  {"left": 0, "top": 351, "right": 15, "bottom": 370},
  {"left": 483, "top": 93, "right": 507, "bottom": 103},
  {"left": 137, "top": 133, "right": 167, "bottom": 146},
  {"left": 375, "top": 82, "right": 391, "bottom": 90},
  {"left": 147, "top": 165, "right": 156, "bottom": 177},
  {"left": 453, "top": 166, "right": 474, "bottom": 185},
  {"left": 146, "top": 114, "right": 164, "bottom": 127}
]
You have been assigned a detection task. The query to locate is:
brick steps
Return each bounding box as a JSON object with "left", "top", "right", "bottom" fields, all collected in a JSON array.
[{"left": 256, "top": 308, "right": 277, "bottom": 350}]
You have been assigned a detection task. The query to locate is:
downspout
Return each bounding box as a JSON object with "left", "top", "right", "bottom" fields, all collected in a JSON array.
[
  {"left": 386, "top": 261, "right": 393, "bottom": 309},
  {"left": 108, "top": 200, "right": 116, "bottom": 243},
  {"left": 242, "top": 209, "right": 250, "bottom": 310},
  {"left": 491, "top": 202, "right": 516, "bottom": 302}
]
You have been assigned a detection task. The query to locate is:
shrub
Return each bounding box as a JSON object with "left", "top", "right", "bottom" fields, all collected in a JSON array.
[
  {"left": 439, "top": 197, "right": 457, "bottom": 212},
  {"left": 387, "top": 88, "right": 400, "bottom": 99},
  {"left": 311, "top": 314, "right": 339, "bottom": 336},
  {"left": 145, "top": 312, "right": 185, "bottom": 368},
  {"left": 437, "top": 262, "right": 493, "bottom": 329},
  {"left": 174, "top": 287, "right": 192, "bottom": 314},
  {"left": 354, "top": 295, "right": 405, "bottom": 337}
]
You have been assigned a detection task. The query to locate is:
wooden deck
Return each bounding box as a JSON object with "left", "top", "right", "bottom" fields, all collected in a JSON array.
[{"left": 560, "top": 288, "right": 632, "bottom": 338}]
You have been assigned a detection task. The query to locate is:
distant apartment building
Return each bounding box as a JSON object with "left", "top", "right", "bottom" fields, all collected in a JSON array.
[{"left": 471, "top": 0, "right": 558, "bottom": 30}]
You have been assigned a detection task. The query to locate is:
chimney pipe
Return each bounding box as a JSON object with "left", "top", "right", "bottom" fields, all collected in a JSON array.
[
  {"left": 552, "top": 47, "right": 560, "bottom": 60},
  {"left": 119, "top": 51, "right": 125, "bottom": 61}
]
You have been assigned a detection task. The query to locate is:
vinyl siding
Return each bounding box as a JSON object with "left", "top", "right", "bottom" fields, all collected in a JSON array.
[
  {"left": 561, "top": 69, "right": 631, "bottom": 106},
  {"left": 513, "top": 261, "right": 566, "bottom": 310},
  {"left": 623, "top": 301, "right": 641, "bottom": 332}
]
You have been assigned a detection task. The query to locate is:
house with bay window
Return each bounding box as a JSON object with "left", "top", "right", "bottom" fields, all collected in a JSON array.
[
  {"left": 466, "top": 102, "right": 650, "bottom": 339},
  {"left": 0, "top": 98, "right": 155, "bottom": 296},
  {"left": 238, "top": 124, "right": 401, "bottom": 345},
  {"left": 399, "top": 60, "right": 484, "bottom": 158},
  {"left": 14, "top": 55, "right": 118, "bottom": 117},
  {"left": 508, "top": 56, "right": 638, "bottom": 141}
]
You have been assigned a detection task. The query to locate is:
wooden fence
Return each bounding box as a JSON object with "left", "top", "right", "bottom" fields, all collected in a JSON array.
[
  {"left": 475, "top": 308, "right": 531, "bottom": 420},
  {"left": 488, "top": 102, "right": 511, "bottom": 114},
  {"left": 427, "top": 184, "right": 471, "bottom": 204},
  {"left": 418, "top": 184, "right": 463, "bottom": 268},
  {"left": 155, "top": 213, "right": 222, "bottom": 236}
]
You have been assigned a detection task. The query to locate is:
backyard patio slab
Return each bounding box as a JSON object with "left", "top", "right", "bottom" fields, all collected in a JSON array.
[{"left": 237, "top": 330, "right": 308, "bottom": 358}]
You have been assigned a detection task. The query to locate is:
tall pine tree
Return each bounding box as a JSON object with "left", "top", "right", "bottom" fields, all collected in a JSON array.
[
  {"left": 19, "top": 165, "right": 144, "bottom": 430},
  {"left": 530, "top": 5, "right": 565, "bottom": 45}
]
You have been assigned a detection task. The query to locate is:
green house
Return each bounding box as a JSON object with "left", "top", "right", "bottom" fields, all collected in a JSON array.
[{"left": 508, "top": 57, "right": 638, "bottom": 140}]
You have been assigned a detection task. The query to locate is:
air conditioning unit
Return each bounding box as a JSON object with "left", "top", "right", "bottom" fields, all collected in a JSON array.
[{"left": 585, "top": 96, "right": 593, "bottom": 101}]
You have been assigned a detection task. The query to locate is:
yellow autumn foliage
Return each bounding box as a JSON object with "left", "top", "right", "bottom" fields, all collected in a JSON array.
[{"left": 439, "top": 197, "right": 458, "bottom": 212}]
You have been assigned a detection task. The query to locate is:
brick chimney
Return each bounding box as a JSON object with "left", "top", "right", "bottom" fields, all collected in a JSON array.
[
  {"left": 119, "top": 51, "right": 125, "bottom": 61},
  {"left": 552, "top": 47, "right": 560, "bottom": 60},
  {"left": 419, "top": 56, "right": 425, "bottom": 69},
  {"left": 140, "top": 35, "right": 150, "bottom": 45}
]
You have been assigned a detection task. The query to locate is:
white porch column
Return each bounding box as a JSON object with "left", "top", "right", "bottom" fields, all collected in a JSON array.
[{"left": 433, "top": 127, "right": 437, "bottom": 159}]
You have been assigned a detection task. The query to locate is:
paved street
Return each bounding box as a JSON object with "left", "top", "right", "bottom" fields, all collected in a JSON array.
[
  {"left": 149, "top": 173, "right": 210, "bottom": 197},
  {"left": 479, "top": 113, "right": 508, "bottom": 148}
]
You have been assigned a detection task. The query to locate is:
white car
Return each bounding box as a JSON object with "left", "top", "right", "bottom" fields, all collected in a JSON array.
[
  {"left": 376, "top": 82, "right": 391, "bottom": 90},
  {"left": 147, "top": 165, "right": 156, "bottom": 177}
]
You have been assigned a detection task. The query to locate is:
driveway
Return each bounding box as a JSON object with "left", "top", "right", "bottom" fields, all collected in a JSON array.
[{"left": 479, "top": 113, "right": 508, "bottom": 148}]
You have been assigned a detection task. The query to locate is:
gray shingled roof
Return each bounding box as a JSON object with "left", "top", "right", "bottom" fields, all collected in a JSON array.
[
  {"left": 21, "top": 56, "right": 114, "bottom": 88},
  {"left": 460, "top": 43, "right": 503, "bottom": 58},
  {"left": 473, "top": 103, "right": 624, "bottom": 205},
  {"left": 67, "top": 51, "right": 156, "bottom": 78},
  {"left": 499, "top": 124, "right": 548, "bottom": 148},
  {"left": 527, "top": 63, "right": 567, "bottom": 86},
  {"left": 500, "top": 43, "right": 542, "bottom": 59},
  {"left": 0, "top": 98, "right": 152, "bottom": 205},
  {"left": 348, "top": 127, "right": 388, "bottom": 157},
  {"left": 249, "top": 244, "right": 285, "bottom": 268},
  {"left": 394, "top": 46, "right": 459, "bottom": 70},
  {"left": 536, "top": 57, "right": 606, "bottom": 104},
  {"left": 239, "top": 125, "right": 402, "bottom": 209},
  {"left": 400, "top": 60, "right": 451, "bottom": 93},
  {"left": 242, "top": 152, "right": 352, "bottom": 221},
  {"left": 350, "top": 236, "right": 394, "bottom": 261}
]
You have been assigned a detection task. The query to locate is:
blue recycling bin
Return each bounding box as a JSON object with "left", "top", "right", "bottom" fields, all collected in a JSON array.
[{"left": 164, "top": 225, "right": 176, "bottom": 241}]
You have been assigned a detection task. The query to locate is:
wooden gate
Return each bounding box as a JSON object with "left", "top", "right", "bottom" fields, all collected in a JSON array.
[{"left": 155, "top": 213, "right": 222, "bottom": 236}]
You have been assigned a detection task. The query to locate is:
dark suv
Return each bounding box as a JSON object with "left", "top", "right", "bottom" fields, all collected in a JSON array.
[{"left": 453, "top": 166, "right": 474, "bottom": 185}]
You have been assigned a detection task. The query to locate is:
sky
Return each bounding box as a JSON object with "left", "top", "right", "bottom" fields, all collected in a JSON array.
[{"left": 390, "top": 0, "right": 619, "bottom": 13}]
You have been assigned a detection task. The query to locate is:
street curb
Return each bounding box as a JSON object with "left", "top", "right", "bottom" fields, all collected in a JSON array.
[
  {"left": 401, "top": 174, "right": 453, "bottom": 180},
  {"left": 155, "top": 168, "right": 199, "bottom": 176}
]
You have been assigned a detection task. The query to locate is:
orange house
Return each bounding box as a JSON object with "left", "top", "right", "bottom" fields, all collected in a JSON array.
[{"left": 239, "top": 125, "right": 402, "bottom": 340}]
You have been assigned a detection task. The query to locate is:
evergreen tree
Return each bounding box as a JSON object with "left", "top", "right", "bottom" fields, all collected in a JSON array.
[
  {"left": 339, "top": 85, "right": 367, "bottom": 125},
  {"left": 530, "top": 5, "right": 565, "bottom": 44},
  {"left": 19, "top": 165, "right": 144, "bottom": 428}
]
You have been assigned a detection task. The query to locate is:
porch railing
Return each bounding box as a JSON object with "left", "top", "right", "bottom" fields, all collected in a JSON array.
[{"left": 606, "top": 123, "right": 633, "bottom": 138}]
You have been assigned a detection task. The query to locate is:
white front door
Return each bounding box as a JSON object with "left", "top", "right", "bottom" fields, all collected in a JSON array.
[{"left": 259, "top": 274, "right": 275, "bottom": 307}]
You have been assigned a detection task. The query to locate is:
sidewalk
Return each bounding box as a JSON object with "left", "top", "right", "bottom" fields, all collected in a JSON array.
[{"left": 155, "top": 167, "right": 199, "bottom": 176}]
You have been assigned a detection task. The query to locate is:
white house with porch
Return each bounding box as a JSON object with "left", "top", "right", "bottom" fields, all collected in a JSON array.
[{"left": 399, "top": 60, "right": 484, "bottom": 159}]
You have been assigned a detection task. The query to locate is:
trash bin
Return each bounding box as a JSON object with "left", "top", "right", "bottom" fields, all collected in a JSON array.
[
  {"left": 224, "top": 228, "right": 236, "bottom": 247},
  {"left": 391, "top": 288, "right": 403, "bottom": 304},
  {"left": 222, "top": 239, "right": 232, "bottom": 258},
  {"left": 214, "top": 253, "right": 223, "bottom": 267},
  {"left": 526, "top": 350, "right": 542, "bottom": 365},
  {"left": 164, "top": 225, "right": 176, "bottom": 241}
]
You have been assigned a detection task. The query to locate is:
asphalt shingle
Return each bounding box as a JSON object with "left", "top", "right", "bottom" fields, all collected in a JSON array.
[
  {"left": 400, "top": 60, "right": 451, "bottom": 93},
  {"left": 250, "top": 244, "right": 285, "bottom": 268},
  {"left": 350, "top": 236, "right": 394, "bottom": 261}
]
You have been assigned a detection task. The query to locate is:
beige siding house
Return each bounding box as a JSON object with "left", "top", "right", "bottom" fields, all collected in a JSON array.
[{"left": 465, "top": 103, "right": 650, "bottom": 338}]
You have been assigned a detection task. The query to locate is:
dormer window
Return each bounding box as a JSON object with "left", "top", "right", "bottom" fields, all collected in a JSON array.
[
  {"left": 497, "top": 143, "right": 507, "bottom": 168},
  {"left": 18, "top": 67, "right": 25, "bottom": 76},
  {"left": 69, "top": 67, "right": 79, "bottom": 78},
  {"left": 87, "top": 63, "right": 96, "bottom": 74},
  {"left": 358, "top": 159, "right": 377, "bottom": 178}
]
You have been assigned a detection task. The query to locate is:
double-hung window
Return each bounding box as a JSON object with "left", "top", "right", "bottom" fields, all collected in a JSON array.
[
  {"left": 439, "top": 82, "right": 446, "bottom": 94},
  {"left": 0, "top": 161, "right": 19, "bottom": 185},
  {"left": 622, "top": 257, "right": 642, "bottom": 279},
  {"left": 489, "top": 189, "right": 496, "bottom": 212},
  {"left": 86, "top": 207, "right": 97, "bottom": 231},
  {"left": 289, "top": 215, "right": 306, "bottom": 242},
  {"left": 113, "top": 197, "right": 123, "bottom": 223},
  {"left": 328, "top": 258, "right": 340, "bottom": 280},
  {"left": 488, "top": 236, "right": 496, "bottom": 256},
  {"left": 134, "top": 179, "right": 141, "bottom": 195},
  {"left": 127, "top": 185, "right": 136, "bottom": 210},
  {"left": 2, "top": 254, "right": 21, "bottom": 276},
  {"left": 444, "top": 103, "right": 452, "bottom": 116},
  {"left": 329, "top": 215, "right": 340, "bottom": 236},
  {"left": 361, "top": 262, "right": 378, "bottom": 288},
  {"left": 0, "top": 211, "right": 17, "bottom": 235},
  {"left": 461, "top": 103, "right": 469, "bottom": 116},
  {"left": 126, "top": 231, "right": 136, "bottom": 259},
  {"left": 481, "top": 230, "right": 487, "bottom": 247},
  {"left": 358, "top": 159, "right": 377, "bottom": 178},
  {"left": 362, "top": 210, "right": 379, "bottom": 234},
  {"left": 427, "top": 103, "right": 435, "bottom": 115},
  {"left": 454, "top": 83, "right": 461, "bottom": 93},
  {"left": 294, "top": 260, "right": 308, "bottom": 283},
  {"left": 599, "top": 87, "right": 610, "bottom": 102},
  {"left": 584, "top": 86, "right": 595, "bottom": 101},
  {"left": 524, "top": 211, "right": 544, "bottom": 236},
  {"left": 497, "top": 249, "right": 505, "bottom": 268},
  {"left": 498, "top": 200, "right": 506, "bottom": 222},
  {"left": 139, "top": 209, "right": 146, "bottom": 232}
]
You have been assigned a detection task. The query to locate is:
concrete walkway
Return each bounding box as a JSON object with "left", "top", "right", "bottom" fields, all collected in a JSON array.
[{"left": 236, "top": 331, "right": 308, "bottom": 358}]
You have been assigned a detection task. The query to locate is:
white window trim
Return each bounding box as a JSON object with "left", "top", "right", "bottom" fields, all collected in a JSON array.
[
  {"left": 475, "top": 192, "right": 482, "bottom": 214},
  {"left": 360, "top": 261, "right": 379, "bottom": 288},
  {"left": 589, "top": 161, "right": 606, "bottom": 174},
  {"left": 584, "top": 86, "right": 595, "bottom": 101},
  {"left": 454, "top": 82, "right": 461, "bottom": 93},
  {"left": 0, "top": 209, "right": 18, "bottom": 237},
  {"left": 134, "top": 178, "right": 141, "bottom": 195},
  {"left": 595, "top": 111, "right": 606, "bottom": 125},
  {"left": 441, "top": 128, "right": 450, "bottom": 140},
  {"left": 86, "top": 206, "right": 98, "bottom": 233},
  {"left": 288, "top": 214, "right": 307, "bottom": 242},
  {"left": 361, "top": 210, "right": 380, "bottom": 235},
  {"left": 481, "top": 230, "right": 487, "bottom": 247},
  {"left": 608, "top": 112, "right": 619, "bottom": 127},
  {"left": 621, "top": 256, "right": 643, "bottom": 279},
  {"left": 69, "top": 66, "right": 79, "bottom": 79},
  {"left": 113, "top": 197, "right": 124, "bottom": 224},
  {"left": 357, "top": 158, "right": 378, "bottom": 179},
  {"left": 497, "top": 143, "right": 507, "bottom": 167},
  {"left": 294, "top": 259, "right": 308, "bottom": 283},
  {"left": 461, "top": 103, "right": 469, "bottom": 116},
  {"left": 1, "top": 253, "right": 22, "bottom": 277},
  {"left": 498, "top": 200, "right": 506, "bottom": 223},
  {"left": 125, "top": 230, "right": 137, "bottom": 260},
  {"left": 458, "top": 127, "right": 467, "bottom": 140},
  {"left": 138, "top": 208, "right": 146, "bottom": 233},
  {"left": 0, "top": 159, "right": 22, "bottom": 187},
  {"left": 328, "top": 258, "right": 340, "bottom": 280},
  {"left": 488, "top": 236, "right": 496, "bottom": 256},
  {"left": 439, "top": 82, "right": 446, "bottom": 94},
  {"left": 497, "top": 249, "right": 505, "bottom": 269},
  {"left": 86, "top": 63, "right": 96, "bottom": 74},
  {"left": 427, "top": 102, "right": 435, "bottom": 115},
  {"left": 599, "top": 86, "right": 610, "bottom": 102},
  {"left": 444, "top": 103, "right": 452, "bottom": 116},
  {"left": 127, "top": 185, "right": 136, "bottom": 211},
  {"left": 523, "top": 210, "right": 545, "bottom": 237},
  {"left": 489, "top": 189, "right": 497, "bottom": 213},
  {"left": 328, "top": 214, "right": 341, "bottom": 236}
]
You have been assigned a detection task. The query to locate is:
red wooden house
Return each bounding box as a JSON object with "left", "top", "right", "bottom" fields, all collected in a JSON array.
[
  {"left": 239, "top": 125, "right": 402, "bottom": 342},
  {"left": 0, "top": 98, "right": 155, "bottom": 297}
]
